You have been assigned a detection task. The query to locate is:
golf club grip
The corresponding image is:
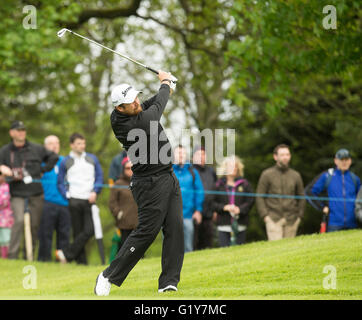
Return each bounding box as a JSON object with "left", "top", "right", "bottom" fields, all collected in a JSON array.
[{"left": 146, "top": 66, "right": 159, "bottom": 75}]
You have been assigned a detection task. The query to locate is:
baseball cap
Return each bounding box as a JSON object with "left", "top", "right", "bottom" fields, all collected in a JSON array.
[
  {"left": 111, "top": 84, "right": 142, "bottom": 107},
  {"left": 335, "top": 148, "right": 351, "bottom": 159},
  {"left": 10, "top": 121, "right": 26, "bottom": 130}
]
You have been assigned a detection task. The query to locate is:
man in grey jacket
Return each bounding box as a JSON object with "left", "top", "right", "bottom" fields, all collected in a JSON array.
[{"left": 256, "top": 144, "right": 305, "bottom": 241}]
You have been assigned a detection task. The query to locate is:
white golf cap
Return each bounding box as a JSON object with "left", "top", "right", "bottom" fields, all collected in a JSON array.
[{"left": 111, "top": 84, "right": 142, "bottom": 107}]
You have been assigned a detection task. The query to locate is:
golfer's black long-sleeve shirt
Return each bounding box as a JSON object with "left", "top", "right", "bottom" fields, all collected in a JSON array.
[{"left": 110, "top": 84, "right": 173, "bottom": 177}]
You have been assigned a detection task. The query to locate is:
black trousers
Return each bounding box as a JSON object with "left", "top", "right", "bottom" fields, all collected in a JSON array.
[
  {"left": 103, "top": 171, "right": 184, "bottom": 289},
  {"left": 38, "top": 201, "right": 71, "bottom": 261},
  {"left": 64, "top": 198, "right": 94, "bottom": 265},
  {"left": 118, "top": 229, "right": 133, "bottom": 251}
]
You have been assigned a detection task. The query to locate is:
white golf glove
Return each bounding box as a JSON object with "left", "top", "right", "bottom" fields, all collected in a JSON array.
[{"left": 169, "top": 74, "right": 177, "bottom": 92}]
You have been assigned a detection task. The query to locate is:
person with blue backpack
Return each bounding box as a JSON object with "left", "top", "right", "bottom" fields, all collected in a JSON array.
[
  {"left": 173, "top": 145, "right": 204, "bottom": 253},
  {"left": 308, "top": 149, "right": 361, "bottom": 232}
]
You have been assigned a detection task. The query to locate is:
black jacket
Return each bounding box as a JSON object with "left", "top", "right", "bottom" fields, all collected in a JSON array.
[
  {"left": 193, "top": 164, "right": 217, "bottom": 219},
  {"left": 212, "top": 177, "right": 254, "bottom": 226},
  {"left": 110, "top": 84, "right": 172, "bottom": 177},
  {"left": 0, "top": 140, "right": 58, "bottom": 197}
]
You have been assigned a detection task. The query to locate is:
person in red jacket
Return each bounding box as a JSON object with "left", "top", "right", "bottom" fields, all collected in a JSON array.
[{"left": 213, "top": 156, "right": 254, "bottom": 247}]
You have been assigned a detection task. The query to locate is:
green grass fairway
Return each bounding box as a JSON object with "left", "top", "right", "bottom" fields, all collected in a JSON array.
[{"left": 0, "top": 230, "right": 361, "bottom": 300}]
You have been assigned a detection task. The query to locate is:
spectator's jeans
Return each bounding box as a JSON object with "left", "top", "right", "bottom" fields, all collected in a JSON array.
[
  {"left": 265, "top": 216, "right": 300, "bottom": 241},
  {"left": 37, "top": 201, "right": 71, "bottom": 262},
  {"left": 183, "top": 218, "right": 194, "bottom": 252},
  {"left": 8, "top": 195, "right": 44, "bottom": 259},
  {"left": 327, "top": 225, "right": 355, "bottom": 233}
]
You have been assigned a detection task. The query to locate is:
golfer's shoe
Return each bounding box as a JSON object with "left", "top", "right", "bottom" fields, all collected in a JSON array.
[
  {"left": 94, "top": 272, "right": 111, "bottom": 296},
  {"left": 55, "top": 249, "right": 67, "bottom": 264},
  {"left": 158, "top": 285, "right": 177, "bottom": 293}
]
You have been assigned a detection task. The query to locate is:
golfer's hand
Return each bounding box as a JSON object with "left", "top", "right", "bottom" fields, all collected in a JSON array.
[
  {"left": 89, "top": 191, "right": 97, "bottom": 204},
  {"left": 158, "top": 70, "right": 172, "bottom": 84},
  {"left": 169, "top": 74, "right": 177, "bottom": 94},
  {"left": 0, "top": 165, "right": 13, "bottom": 177},
  {"left": 323, "top": 206, "right": 329, "bottom": 215},
  {"left": 193, "top": 210, "right": 202, "bottom": 225}
]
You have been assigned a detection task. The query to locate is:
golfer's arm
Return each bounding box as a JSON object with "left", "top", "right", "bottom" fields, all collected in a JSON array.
[
  {"left": 141, "top": 94, "right": 158, "bottom": 111},
  {"left": 137, "top": 84, "right": 170, "bottom": 128}
]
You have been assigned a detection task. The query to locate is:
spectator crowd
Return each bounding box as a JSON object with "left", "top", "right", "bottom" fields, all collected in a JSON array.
[{"left": 0, "top": 121, "right": 361, "bottom": 263}]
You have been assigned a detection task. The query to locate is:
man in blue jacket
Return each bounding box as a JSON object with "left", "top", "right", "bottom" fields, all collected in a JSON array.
[
  {"left": 173, "top": 145, "right": 204, "bottom": 252},
  {"left": 311, "top": 149, "right": 360, "bottom": 232},
  {"left": 56, "top": 133, "right": 103, "bottom": 264},
  {"left": 38, "top": 135, "right": 71, "bottom": 261}
]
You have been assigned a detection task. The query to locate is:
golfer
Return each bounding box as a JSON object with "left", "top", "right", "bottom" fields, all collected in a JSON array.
[{"left": 95, "top": 71, "right": 184, "bottom": 296}]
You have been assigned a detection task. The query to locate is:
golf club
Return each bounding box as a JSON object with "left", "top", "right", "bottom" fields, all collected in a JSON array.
[{"left": 57, "top": 28, "right": 177, "bottom": 84}]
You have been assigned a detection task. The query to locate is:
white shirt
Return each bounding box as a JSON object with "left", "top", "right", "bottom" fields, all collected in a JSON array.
[{"left": 66, "top": 151, "right": 95, "bottom": 200}]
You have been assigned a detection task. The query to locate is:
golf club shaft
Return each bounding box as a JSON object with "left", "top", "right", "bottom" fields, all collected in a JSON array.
[{"left": 67, "top": 29, "right": 159, "bottom": 75}]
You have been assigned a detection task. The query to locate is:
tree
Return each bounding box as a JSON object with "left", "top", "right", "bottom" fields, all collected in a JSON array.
[{"left": 227, "top": 0, "right": 362, "bottom": 114}]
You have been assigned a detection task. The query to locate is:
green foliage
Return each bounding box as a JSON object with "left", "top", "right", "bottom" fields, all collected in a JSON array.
[{"left": 227, "top": 0, "right": 362, "bottom": 113}]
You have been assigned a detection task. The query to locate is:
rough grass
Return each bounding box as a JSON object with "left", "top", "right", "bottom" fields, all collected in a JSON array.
[{"left": 0, "top": 229, "right": 361, "bottom": 300}]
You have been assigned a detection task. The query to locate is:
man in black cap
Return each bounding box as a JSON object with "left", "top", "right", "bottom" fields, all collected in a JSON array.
[
  {"left": 0, "top": 121, "right": 58, "bottom": 259},
  {"left": 308, "top": 148, "right": 361, "bottom": 232}
]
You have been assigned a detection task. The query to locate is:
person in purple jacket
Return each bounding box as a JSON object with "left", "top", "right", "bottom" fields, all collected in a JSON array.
[{"left": 213, "top": 156, "right": 254, "bottom": 247}]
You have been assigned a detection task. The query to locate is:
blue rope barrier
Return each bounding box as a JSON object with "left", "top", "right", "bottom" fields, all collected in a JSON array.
[{"left": 18, "top": 178, "right": 362, "bottom": 203}]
